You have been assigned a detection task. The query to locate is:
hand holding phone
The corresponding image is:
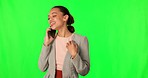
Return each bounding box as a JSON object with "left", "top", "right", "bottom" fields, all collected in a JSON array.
[
  {"left": 44, "top": 28, "right": 56, "bottom": 46},
  {"left": 48, "top": 28, "right": 56, "bottom": 38}
]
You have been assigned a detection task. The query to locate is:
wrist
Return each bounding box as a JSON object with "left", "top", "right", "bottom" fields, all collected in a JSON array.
[
  {"left": 43, "top": 43, "right": 49, "bottom": 46},
  {"left": 71, "top": 53, "right": 77, "bottom": 59}
]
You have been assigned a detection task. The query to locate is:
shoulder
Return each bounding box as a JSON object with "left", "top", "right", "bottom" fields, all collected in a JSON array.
[
  {"left": 72, "top": 33, "right": 88, "bottom": 44},
  {"left": 73, "top": 33, "right": 87, "bottom": 39}
]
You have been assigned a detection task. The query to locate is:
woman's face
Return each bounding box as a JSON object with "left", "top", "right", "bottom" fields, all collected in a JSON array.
[{"left": 48, "top": 8, "right": 67, "bottom": 30}]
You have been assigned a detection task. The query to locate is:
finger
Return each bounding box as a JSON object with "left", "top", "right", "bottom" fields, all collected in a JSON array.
[
  {"left": 46, "top": 28, "right": 51, "bottom": 35},
  {"left": 72, "top": 40, "right": 76, "bottom": 44},
  {"left": 46, "top": 28, "right": 51, "bottom": 32},
  {"left": 73, "top": 41, "right": 78, "bottom": 48},
  {"left": 66, "top": 44, "right": 68, "bottom": 48},
  {"left": 67, "top": 42, "right": 70, "bottom": 46},
  {"left": 69, "top": 41, "right": 72, "bottom": 44}
]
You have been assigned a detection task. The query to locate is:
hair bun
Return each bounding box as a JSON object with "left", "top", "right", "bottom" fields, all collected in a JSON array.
[{"left": 67, "top": 26, "right": 75, "bottom": 33}]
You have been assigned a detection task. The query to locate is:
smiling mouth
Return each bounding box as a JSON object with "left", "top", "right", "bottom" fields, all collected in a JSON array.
[{"left": 50, "top": 22, "right": 56, "bottom": 26}]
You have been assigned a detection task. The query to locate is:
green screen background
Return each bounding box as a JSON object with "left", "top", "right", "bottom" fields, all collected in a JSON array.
[{"left": 0, "top": 0, "right": 148, "bottom": 78}]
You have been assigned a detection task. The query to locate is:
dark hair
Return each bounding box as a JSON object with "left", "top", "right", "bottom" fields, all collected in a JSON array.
[{"left": 52, "top": 6, "right": 75, "bottom": 33}]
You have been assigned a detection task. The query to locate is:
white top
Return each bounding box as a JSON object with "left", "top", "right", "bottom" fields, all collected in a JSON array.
[{"left": 55, "top": 34, "right": 74, "bottom": 70}]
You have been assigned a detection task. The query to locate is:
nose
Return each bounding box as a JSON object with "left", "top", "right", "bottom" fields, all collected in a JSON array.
[
  {"left": 48, "top": 18, "right": 51, "bottom": 24},
  {"left": 49, "top": 17, "right": 54, "bottom": 22},
  {"left": 48, "top": 19, "right": 53, "bottom": 25}
]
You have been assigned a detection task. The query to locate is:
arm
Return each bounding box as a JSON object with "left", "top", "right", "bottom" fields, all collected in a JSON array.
[
  {"left": 38, "top": 44, "right": 51, "bottom": 72},
  {"left": 38, "top": 28, "right": 55, "bottom": 72},
  {"left": 71, "top": 37, "right": 90, "bottom": 76}
]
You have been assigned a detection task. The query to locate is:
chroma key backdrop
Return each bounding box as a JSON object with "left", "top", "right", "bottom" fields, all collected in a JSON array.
[{"left": 0, "top": 0, "right": 148, "bottom": 78}]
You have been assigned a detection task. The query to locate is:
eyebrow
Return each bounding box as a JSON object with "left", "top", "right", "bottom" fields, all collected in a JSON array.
[{"left": 48, "top": 12, "right": 57, "bottom": 16}]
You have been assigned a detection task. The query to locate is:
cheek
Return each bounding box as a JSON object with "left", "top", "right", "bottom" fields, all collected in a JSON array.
[
  {"left": 51, "top": 20, "right": 63, "bottom": 30},
  {"left": 56, "top": 18, "right": 64, "bottom": 25}
]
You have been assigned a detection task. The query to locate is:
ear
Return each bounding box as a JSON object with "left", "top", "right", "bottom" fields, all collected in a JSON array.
[{"left": 63, "top": 15, "right": 69, "bottom": 21}]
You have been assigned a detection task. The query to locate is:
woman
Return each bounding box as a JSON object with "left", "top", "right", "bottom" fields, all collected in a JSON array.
[{"left": 38, "top": 6, "right": 90, "bottom": 78}]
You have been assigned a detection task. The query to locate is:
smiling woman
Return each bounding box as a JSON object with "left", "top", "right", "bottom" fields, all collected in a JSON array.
[
  {"left": 38, "top": 6, "right": 90, "bottom": 78},
  {"left": 0, "top": 0, "right": 148, "bottom": 78}
]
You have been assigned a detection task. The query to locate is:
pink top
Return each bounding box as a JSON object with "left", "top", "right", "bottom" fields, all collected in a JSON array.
[{"left": 55, "top": 34, "right": 74, "bottom": 70}]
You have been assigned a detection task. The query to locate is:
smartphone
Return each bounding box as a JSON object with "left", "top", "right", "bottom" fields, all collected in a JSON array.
[{"left": 48, "top": 28, "right": 56, "bottom": 38}]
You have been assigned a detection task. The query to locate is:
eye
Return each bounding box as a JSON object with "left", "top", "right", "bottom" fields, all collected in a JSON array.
[
  {"left": 48, "top": 18, "right": 50, "bottom": 20},
  {"left": 53, "top": 15, "right": 57, "bottom": 17}
]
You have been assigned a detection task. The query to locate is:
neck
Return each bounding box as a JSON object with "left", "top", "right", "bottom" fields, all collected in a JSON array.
[{"left": 57, "top": 25, "right": 72, "bottom": 37}]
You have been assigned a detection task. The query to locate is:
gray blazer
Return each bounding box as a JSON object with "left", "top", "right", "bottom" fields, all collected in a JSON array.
[{"left": 38, "top": 33, "right": 90, "bottom": 78}]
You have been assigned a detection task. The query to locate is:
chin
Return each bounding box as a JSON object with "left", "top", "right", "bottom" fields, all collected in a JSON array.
[{"left": 51, "top": 26, "right": 56, "bottom": 30}]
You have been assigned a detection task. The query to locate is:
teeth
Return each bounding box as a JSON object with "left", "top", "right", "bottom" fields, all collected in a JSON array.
[{"left": 51, "top": 22, "right": 55, "bottom": 25}]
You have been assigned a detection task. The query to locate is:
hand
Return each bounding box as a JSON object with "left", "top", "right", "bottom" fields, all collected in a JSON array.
[
  {"left": 66, "top": 40, "right": 78, "bottom": 59},
  {"left": 44, "top": 28, "right": 54, "bottom": 46}
]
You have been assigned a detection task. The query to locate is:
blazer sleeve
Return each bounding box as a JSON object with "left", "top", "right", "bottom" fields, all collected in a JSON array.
[
  {"left": 71, "top": 37, "right": 90, "bottom": 76},
  {"left": 38, "top": 44, "right": 51, "bottom": 72}
]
